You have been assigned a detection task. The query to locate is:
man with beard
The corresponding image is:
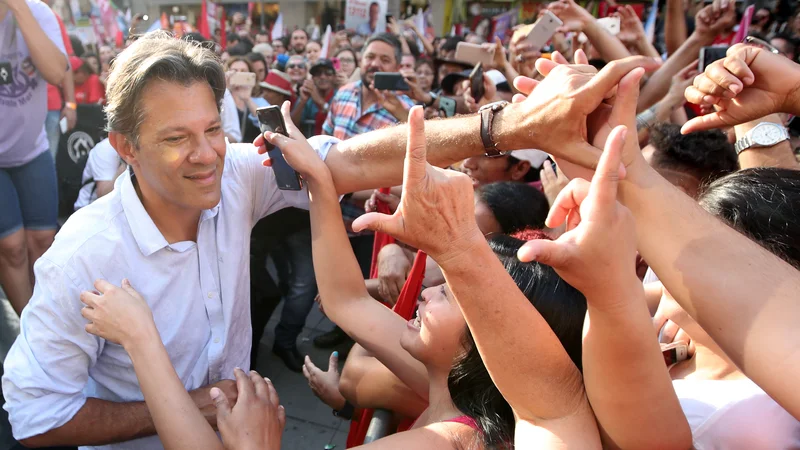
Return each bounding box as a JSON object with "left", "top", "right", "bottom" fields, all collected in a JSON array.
[
  {"left": 322, "top": 33, "right": 413, "bottom": 140},
  {"left": 289, "top": 29, "right": 308, "bottom": 55}
]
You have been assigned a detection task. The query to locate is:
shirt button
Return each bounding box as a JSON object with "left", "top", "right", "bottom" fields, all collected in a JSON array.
[
  {"left": 208, "top": 292, "right": 213, "bottom": 298},
  {"left": 214, "top": 338, "right": 220, "bottom": 344}
]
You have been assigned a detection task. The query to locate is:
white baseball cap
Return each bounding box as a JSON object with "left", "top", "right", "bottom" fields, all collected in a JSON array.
[{"left": 509, "top": 149, "right": 549, "bottom": 168}]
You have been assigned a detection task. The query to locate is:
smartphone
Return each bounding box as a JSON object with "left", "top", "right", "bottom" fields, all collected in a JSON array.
[
  {"left": 699, "top": 46, "right": 729, "bottom": 72},
  {"left": 229, "top": 71, "right": 256, "bottom": 88},
  {"left": 438, "top": 96, "right": 456, "bottom": 117},
  {"left": 597, "top": 16, "right": 620, "bottom": 35},
  {"left": 469, "top": 62, "right": 485, "bottom": 102},
  {"left": 373, "top": 72, "right": 410, "bottom": 91},
  {"left": 527, "top": 10, "right": 563, "bottom": 51},
  {"left": 256, "top": 106, "right": 302, "bottom": 191},
  {"left": 454, "top": 42, "right": 494, "bottom": 66},
  {"left": 661, "top": 342, "right": 689, "bottom": 366}
]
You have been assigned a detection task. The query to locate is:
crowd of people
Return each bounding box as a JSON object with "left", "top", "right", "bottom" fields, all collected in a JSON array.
[{"left": 4, "top": 0, "right": 800, "bottom": 448}]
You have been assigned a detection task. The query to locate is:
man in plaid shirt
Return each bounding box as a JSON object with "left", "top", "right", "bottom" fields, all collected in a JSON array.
[{"left": 323, "top": 33, "right": 415, "bottom": 140}]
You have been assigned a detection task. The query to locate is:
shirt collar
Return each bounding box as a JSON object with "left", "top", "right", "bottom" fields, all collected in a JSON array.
[{"left": 118, "top": 168, "right": 221, "bottom": 257}]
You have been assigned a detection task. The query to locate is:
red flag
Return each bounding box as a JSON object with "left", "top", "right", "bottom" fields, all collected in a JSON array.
[
  {"left": 198, "top": 0, "right": 210, "bottom": 39},
  {"left": 160, "top": 12, "right": 169, "bottom": 31},
  {"left": 220, "top": 7, "right": 227, "bottom": 49}
]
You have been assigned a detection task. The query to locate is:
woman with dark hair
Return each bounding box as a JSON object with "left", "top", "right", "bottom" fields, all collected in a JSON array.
[
  {"left": 414, "top": 59, "right": 436, "bottom": 93},
  {"left": 270, "top": 105, "right": 597, "bottom": 448},
  {"left": 334, "top": 47, "right": 359, "bottom": 86},
  {"left": 476, "top": 182, "right": 549, "bottom": 233},
  {"left": 649, "top": 168, "right": 800, "bottom": 448}
]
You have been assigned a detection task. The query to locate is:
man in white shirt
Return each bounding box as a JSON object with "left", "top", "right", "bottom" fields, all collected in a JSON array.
[{"left": 73, "top": 138, "right": 125, "bottom": 211}]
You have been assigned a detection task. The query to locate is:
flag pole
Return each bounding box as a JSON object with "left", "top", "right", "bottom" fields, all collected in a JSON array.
[{"left": 259, "top": 0, "right": 265, "bottom": 29}]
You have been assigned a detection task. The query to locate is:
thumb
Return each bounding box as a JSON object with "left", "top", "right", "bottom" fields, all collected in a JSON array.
[
  {"left": 517, "top": 239, "right": 573, "bottom": 268},
  {"left": 328, "top": 351, "right": 339, "bottom": 374},
  {"left": 352, "top": 212, "right": 401, "bottom": 235},
  {"left": 210, "top": 387, "right": 231, "bottom": 418}
]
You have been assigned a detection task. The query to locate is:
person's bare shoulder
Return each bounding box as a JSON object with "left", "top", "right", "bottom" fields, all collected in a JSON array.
[{"left": 356, "top": 421, "right": 483, "bottom": 450}]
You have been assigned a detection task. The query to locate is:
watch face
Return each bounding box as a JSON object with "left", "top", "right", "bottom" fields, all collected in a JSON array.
[{"left": 752, "top": 124, "right": 785, "bottom": 146}]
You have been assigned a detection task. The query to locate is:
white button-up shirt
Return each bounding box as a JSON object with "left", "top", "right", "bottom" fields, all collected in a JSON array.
[{"left": 2, "top": 137, "right": 339, "bottom": 450}]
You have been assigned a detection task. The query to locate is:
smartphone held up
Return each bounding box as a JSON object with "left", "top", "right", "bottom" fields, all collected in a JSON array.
[{"left": 256, "top": 106, "right": 302, "bottom": 191}]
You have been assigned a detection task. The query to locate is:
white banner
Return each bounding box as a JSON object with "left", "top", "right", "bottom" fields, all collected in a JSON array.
[{"left": 345, "top": 0, "right": 387, "bottom": 36}]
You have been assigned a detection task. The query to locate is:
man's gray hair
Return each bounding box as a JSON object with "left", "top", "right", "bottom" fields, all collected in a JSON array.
[{"left": 105, "top": 31, "right": 226, "bottom": 146}]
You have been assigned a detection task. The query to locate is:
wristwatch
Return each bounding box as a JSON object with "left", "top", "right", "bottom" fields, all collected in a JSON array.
[
  {"left": 479, "top": 101, "right": 509, "bottom": 157},
  {"left": 734, "top": 122, "right": 789, "bottom": 155},
  {"left": 423, "top": 91, "right": 438, "bottom": 108},
  {"left": 332, "top": 401, "right": 354, "bottom": 420}
]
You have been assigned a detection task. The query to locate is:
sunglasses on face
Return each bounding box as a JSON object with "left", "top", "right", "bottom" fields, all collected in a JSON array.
[{"left": 287, "top": 63, "right": 306, "bottom": 70}]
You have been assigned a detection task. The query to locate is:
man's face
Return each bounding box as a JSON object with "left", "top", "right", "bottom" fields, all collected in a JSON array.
[
  {"left": 291, "top": 31, "right": 308, "bottom": 53},
  {"left": 360, "top": 41, "right": 398, "bottom": 86},
  {"left": 400, "top": 54, "right": 415, "bottom": 72},
  {"left": 771, "top": 38, "right": 795, "bottom": 60},
  {"left": 369, "top": 3, "right": 380, "bottom": 24},
  {"left": 438, "top": 63, "right": 463, "bottom": 85},
  {"left": 272, "top": 40, "right": 286, "bottom": 54},
  {"left": 462, "top": 155, "right": 517, "bottom": 188},
  {"left": 123, "top": 80, "right": 226, "bottom": 212},
  {"left": 260, "top": 48, "right": 274, "bottom": 63},
  {"left": 73, "top": 69, "right": 88, "bottom": 85},
  {"left": 313, "top": 68, "right": 335, "bottom": 91},
  {"left": 255, "top": 34, "right": 269, "bottom": 44},
  {"left": 263, "top": 89, "right": 288, "bottom": 106}
]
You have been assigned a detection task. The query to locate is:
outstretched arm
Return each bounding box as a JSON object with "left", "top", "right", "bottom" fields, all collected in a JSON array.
[
  {"left": 253, "top": 57, "right": 659, "bottom": 195},
  {"left": 352, "top": 107, "right": 600, "bottom": 448},
  {"left": 262, "top": 103, "right": 429, "bottom": 398}
]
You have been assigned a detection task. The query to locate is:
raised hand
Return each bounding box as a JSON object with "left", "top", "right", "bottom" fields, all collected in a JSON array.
[
  {"left": 302, "top": 352, "right": 347, "bottom": 411},
  {"left": 364, "top": 189, "right": 400, "bottom": 214},
  {"left": 255, "top": 101, "right": 329, "bottom": 179},
  {"left": 548, "top": 0, "right": 594, "bottom": 33},
  {"left": 693, "top": 0, "right": 736, "bottom": 40},
  {"left": 683, "top": 44, "right": 800, "bottom": 133},
  {"left": 540, "top": 162, "right": 570, "bottom": 207},
  {"left": 615, "top": 5, "right": 646, "bottom": 45},
  {"left": 517, "top": 125, "right": 640, "bottom": 305},
  {"left": 352, "top": 106, "right": 482, "bottom": 265},
  {"left": 80, "top": 279, "right": 158, "bottom": 349},
  {"left": 377, "top": 244, "right": 411, "bottom": 304},
  {"left": 515, "top": 51, "right": 652, "bottom": 179},
  {"left": 214, "top": 368, "right": 285, "bottom": 450}
]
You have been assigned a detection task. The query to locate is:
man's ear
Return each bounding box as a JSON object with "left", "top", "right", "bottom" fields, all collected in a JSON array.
[
  {"left": 510, "top": 160, "right": 532, "bottom": 182},
  {"left": 109, "top": 132, "right": 137, "bottom": 168}
]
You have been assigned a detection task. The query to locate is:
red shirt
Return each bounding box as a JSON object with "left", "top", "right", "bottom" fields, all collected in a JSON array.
[
  {"left": 74, "top": 74, "right": 105, "bottom": 104},
  {"left": 46, "top": 12, "right": 74, "bottom": 111}
]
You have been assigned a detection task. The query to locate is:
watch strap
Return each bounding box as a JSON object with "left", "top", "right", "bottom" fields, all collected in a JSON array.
[
  {"left": 479, "top": 101, "right": 509, "bottom": 157},
  {"left": 734, "top": 135, "right": 752, "bottom": 154},
  {"left": 333, "top": 401, "right": 354, "bottom": 420}
]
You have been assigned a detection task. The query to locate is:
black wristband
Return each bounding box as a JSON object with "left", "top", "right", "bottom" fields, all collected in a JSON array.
[{"left": 333, "top": 401, "right": 355, "bottom": 420}]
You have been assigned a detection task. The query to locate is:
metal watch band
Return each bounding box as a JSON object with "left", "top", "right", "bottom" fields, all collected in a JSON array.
[
  {"left": 734, "top": 136, "right": 752, "bottom": 155},
  {"left": 479, "top": 101, "right": 509, "bottom": 157}
]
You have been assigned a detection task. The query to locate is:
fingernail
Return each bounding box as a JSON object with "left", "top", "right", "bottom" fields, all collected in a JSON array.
[
  {"left": 210, "top": 387, "right": 220, "bottom": 399},
  {"left": 333, "top": 351, "right": 339, "bottom": 357},
  {"left": 234, "top": 367, "right": 242, "bottom": 374},
  {"left": 620, "top": 127, "right": 629, "bottom": 141}
]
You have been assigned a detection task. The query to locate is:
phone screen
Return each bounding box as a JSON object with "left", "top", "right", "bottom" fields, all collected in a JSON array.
[
  {"left": 373, "top": 72, "right": 411, "bottom": 91},
  {"left": 256, "top": 106, "right": 302, "bottom": 191},
  {"left": 439, "top": 97, "right": 457, "bottom": 117},
  {"left": 699, "top": 46, "right": 729, "bottom": 72},
  {"left": 469, "top": 63, "right": 485, "bottom": 102}
]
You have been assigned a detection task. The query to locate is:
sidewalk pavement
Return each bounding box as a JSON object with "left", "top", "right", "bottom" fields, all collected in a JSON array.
[{"left": 0, "top": 291, "right": 350, "bottom": 450}]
